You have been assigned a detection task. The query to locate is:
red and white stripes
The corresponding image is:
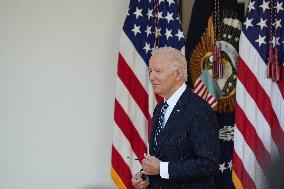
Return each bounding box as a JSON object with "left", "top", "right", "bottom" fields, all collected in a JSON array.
[
  {"left": 111, "top": 32, "right": 157, "bottom": 189},
  {"left": 232, "top": 33, "right": 284, "bottom": 189},
  {"left": 193, "top": 77, "right": 218, "bottom": 108}
]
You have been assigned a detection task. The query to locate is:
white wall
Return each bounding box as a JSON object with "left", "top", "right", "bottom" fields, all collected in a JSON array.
[{"left": 0, "top": 0, "right": 129, "bottom": 189}]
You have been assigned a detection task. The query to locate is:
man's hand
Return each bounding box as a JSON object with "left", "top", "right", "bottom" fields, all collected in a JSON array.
[
  {"left": 142, "top": 153, "right": 160, "bottom": 175},
  {"left": 131, "top": 172, "right": 149, "bottom": 189}
]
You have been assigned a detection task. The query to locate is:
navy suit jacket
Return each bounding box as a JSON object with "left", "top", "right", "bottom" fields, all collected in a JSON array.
[{"left": 148, "top": 86, "right": 219, "bottom": 189}]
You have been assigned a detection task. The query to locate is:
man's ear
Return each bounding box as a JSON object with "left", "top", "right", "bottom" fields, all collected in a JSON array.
[{"left": 175, "top": 67, "right": 183, "bottom": 81}]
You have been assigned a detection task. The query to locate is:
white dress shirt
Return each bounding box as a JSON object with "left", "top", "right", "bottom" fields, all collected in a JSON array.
[{"left": 159, "top": 83, "right": 187, "bottom": 179}]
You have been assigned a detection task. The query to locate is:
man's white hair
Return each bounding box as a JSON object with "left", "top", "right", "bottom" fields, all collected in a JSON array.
[{"left": 150, "top": 47, "right": 188, "bottom": 80}]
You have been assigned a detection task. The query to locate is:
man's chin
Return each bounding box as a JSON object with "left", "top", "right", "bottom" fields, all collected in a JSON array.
[{"left": 153, "top": 89, "right": 161, "bottom": 96}]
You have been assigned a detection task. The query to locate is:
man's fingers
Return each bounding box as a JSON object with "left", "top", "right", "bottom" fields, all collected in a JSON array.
[
  {"left": 131, "top": 172, "right": 143, "bottom": 187},
  {"left": 132, "top": 177, "right": 142, "bottom": 186},
  {"left": 142, "top": 158, "right": 155, "bottom": 171},
  {"left": 142, "top": 156, "right": 155, "bottom": 165},
  {"left": 144, "top": 154, "right": 154, "bottom": 160},
  {"left": 135, "top": 172, "right": 142, "bottom": 179},
  {"left": 131, "top": 171, "right": 150, "bottom": 189},
  {"left": 142, "top": 160, "right": 150, "bottom": 170},
  {"left": 144, "top": 153, "right": 147, "bottom": 157},
  {"left": 142, "top": 157, "right": 156, "bottom": 168},
  {"left": 137, "top": 180, "right": 149, "bottom": 189},
  {"left": 145, "top": 155, "right": 157, "bottom": 162},
  {"left": 132, "top": 176, "right": 148, "bottom": 189}
]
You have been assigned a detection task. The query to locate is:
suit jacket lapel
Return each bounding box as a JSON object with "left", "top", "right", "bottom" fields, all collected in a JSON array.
[
  {"left": 157, "top": 87, "right": 192, "bottom": 150},
  {"left": 149, "top": 102, "right": 162, "bottom": 156}
]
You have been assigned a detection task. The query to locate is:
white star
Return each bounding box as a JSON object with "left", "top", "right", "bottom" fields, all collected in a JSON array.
[
  {"left": 127, "top": 8, "right": 130, "bottom": 16},
  {"left": 219, "top": 163, "right": 226, "bottom": 173},
  {"left": 131, "top": 24, "right": 141, "bottom": 36},
  {"left": 275, "top": 1, "right": 284, "bottom": 13},
  {"left": 243, "top": 18, "right": 253, "bottom": 30},
  {"left": 235, "top": 37, "right": 239, "bottom": 42},
  {"left": 147, "top": 9, "right": 153, "bottom": 20},
  {"left": 247, "top": 1, "right": 256, "bottom": 12},
  {"left": 228, "top": 161, "right": 232, "bottom": 171},
  {"left": 257, "top": 18, "right": 267, "bottom": 30},
  {"left": 145, "top": 26, "right": 152, "bottom": 37},
  {"left": 133, "top": 7, "right": 143, "bottom": 19},
  {"left": 274, "top": 19, "right": 282, "bottom": 29},
  {"left": 164, "top": 12, "right": 174, "bottom": 23},
  {"left": 255, "top": 34, "right": 266, "bottom": 47},
  {"left": 165, "top": 28, "right": 173, "bottom": 39},
  {"left": 143, "top": 42, "right": 151, "bottom": 54},
  {"left": 259, "top": 0, "right": 270, "bottom": 12},
  {"left": 167, "top": 0, "right": 175, "bottom": 6},
  {"left": 159, "top": 0, "right": 165, "bottom": 4},
  {"left": 157, "top": 11, "right": 164, "bottom": 20},
  {"left": 175, "top": 29, "right": 184, "bottom": 40},
  {"left": 271, "top": 36, "right": 280, "bottom": 47}
]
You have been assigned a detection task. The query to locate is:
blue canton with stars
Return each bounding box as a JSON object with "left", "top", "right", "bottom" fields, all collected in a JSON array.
[
  {"left": 243, "top": 0, "right": 284, "bottom": 65},
  {"left": 123, "top": 0, "right": 185, "bottom": 66}
]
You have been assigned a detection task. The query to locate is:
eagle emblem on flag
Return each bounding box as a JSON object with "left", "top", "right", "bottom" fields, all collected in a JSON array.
[{"left": 189, "top": 14, "right": 241, "bottom": 113}]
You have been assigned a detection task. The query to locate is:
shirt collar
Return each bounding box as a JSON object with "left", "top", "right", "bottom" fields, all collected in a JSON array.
[{"left": 165, "top": 83, "right": 187, "bottom": 108}]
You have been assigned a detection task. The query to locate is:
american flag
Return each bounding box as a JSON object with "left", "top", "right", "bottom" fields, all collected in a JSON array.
[
  {"left": 232, "top": 0, "right": 284, "bottom": 188},
  {"left": 193, "top": 74, "right": 219, "bottom": 109},
  {"left": 111, "top": 0, "right": 185, "bottom": 188}
]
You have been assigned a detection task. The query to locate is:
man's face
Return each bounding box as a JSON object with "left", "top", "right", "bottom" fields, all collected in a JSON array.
[{"left": 148, "top": 53, "right": 178, "bottom": 99}]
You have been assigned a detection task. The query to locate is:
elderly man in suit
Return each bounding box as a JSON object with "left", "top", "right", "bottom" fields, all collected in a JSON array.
[{"left": 131, "top": 47, "right": 219, "bottom": 189}]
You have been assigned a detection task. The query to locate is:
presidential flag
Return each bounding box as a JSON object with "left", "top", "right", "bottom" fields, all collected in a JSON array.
[
  {"left": 111, "top": 0, "right": 185, "bottom": 188},
  {"left": 186, "top": 0, "right": 241, "bottom": 188},
  {"left": 232, "top": 0, "right": 284, "bottom": 188}
]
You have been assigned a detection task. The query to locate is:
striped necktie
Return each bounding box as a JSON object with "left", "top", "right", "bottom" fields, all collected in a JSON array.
[{"left": 154, "top": 101, "right": 168, "bottom": 150}]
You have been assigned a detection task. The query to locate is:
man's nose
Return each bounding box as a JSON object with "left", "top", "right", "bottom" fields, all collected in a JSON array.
[{"left": 149, "top": 72, "right": 155, "bottom": 82}]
